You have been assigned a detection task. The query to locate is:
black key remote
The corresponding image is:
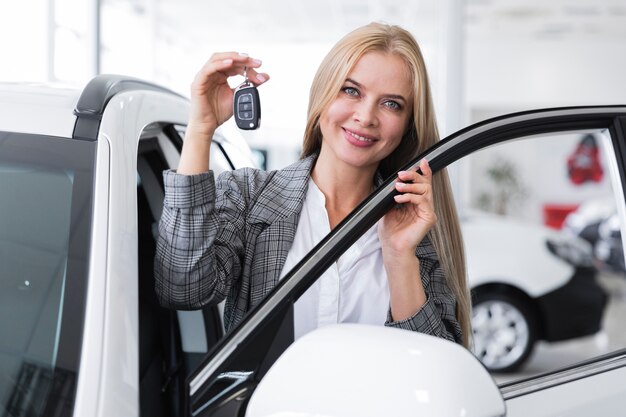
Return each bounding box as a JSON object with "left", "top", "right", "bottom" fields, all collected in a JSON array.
[{"left": 234, "top": 80, "right": 261, "bottom": 130}]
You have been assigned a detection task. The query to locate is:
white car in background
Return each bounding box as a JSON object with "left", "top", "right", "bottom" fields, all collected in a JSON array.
[
  {"left": 1, "top": 75, "right": 625, "bottom": 417},
  {"left": 463, "top": 210, "right": 607, "bottom": 372}
]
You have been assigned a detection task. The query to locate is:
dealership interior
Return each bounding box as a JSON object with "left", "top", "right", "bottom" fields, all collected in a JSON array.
[{"left": 3, "top": 0, "right": 626, "bottom": 388}]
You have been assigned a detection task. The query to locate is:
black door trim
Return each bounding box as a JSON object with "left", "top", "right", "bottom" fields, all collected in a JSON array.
[{"left": 72, "top": 75, "right": 186, "bottom": 141}]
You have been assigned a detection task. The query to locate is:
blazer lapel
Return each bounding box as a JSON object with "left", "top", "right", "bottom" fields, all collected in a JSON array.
[
  {"left": 246, "top": 155, "right": 317, "bottom": 302},
  {"left": 247, "top": 155, "right": 316, "bottom": 225}
]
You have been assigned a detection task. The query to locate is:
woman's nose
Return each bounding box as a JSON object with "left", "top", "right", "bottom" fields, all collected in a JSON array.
[{"left": 353, "top": 101, "right": 378, "bottom": 127}]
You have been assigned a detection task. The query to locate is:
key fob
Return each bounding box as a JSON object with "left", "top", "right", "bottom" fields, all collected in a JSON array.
[{"left": 234, "top": 81, "right": 261, "bottom": 130}]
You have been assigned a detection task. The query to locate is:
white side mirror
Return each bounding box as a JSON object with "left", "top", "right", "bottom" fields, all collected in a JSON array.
[{"left": 247, "top": 324, "right": 505, "bottom": 417}]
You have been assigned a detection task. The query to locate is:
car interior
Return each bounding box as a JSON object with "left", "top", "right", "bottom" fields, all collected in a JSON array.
[{"left": 136, "top": 129, "right": 227, "bottom": 417}]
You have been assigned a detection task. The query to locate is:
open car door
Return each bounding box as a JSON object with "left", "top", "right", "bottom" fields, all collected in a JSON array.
[{"left": 187, "top": 106, "right": 626, "bottom": 417}]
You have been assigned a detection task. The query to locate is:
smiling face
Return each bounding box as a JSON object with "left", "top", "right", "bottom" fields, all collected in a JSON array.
[{"left": 318, "top": 51, "right": 413, "bottom": 174}]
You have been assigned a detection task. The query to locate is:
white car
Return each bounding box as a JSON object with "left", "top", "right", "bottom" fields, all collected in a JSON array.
[
  {"left": 1, "top": 76, "right": 625, "bottom": 417},
  {"left": 463, "top": 210, "right": 607, "bottom": 372}
]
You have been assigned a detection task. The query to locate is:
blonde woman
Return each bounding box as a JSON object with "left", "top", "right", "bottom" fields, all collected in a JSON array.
[{"left": 155, "top": 22, "right": 470, "bottom": 347}]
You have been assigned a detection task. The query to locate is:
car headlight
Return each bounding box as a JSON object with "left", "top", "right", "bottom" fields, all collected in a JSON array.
[{"left": 546, "top": 235, "right": 595, "bottom": 268}]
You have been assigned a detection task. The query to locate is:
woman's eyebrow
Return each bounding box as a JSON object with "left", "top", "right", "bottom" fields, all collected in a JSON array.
[{"left": 345, "top": 78, "right": 408, "bottom": 103}]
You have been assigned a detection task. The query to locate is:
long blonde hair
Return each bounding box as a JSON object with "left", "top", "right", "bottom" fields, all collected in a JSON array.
[{"left": 301, "top": 22, "right": 471, "bottom": 347}]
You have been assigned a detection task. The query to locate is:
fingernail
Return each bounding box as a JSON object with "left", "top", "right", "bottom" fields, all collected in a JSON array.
[
  {"left": 395, "top": 182, "right": 407, "bottom": 188},
  {"left": 222, "top": 58, "right": 233, "bottom": 65},
  {"left": 238, "top": 52, "right": 248, "bottom": 57},
  {"left": 252, "top": 58, "right": 262, "bottom": 65},
  {"left": 256, "top": 73, "right": 266, "bottom": 82}
]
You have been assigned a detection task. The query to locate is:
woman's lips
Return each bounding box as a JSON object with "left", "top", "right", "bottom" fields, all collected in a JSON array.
[{"left": 343, "top": 128, "right": 377, "bottom": 148}]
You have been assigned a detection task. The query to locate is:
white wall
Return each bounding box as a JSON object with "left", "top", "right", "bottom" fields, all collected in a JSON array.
[
  {"left": 459, "top": 37, "right": 626, "bottom": 226},
  {"left": 460, "top": 132, "right": 614, "bottom": 225},
  {"left": 466, "top": 38, "right": 626, "bottom": 113}
]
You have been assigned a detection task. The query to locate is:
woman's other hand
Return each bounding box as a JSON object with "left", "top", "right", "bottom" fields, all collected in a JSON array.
[
  {"left": 379, "top": 159, "right": 435, "bottom": 320},
  {"left": 379, "top": 158, "right": 437, "bottom": 256}
]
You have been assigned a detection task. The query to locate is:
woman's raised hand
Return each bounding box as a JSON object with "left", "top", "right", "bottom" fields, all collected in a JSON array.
[
  {"left": 188, "top": 52, "right": 269, "bottom": 139},
  {"left": 178, "top": 53, "right": 268, "bottom": 175}
]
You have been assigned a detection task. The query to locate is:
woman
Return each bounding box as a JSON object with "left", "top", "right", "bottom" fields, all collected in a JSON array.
[{"left": 155, "top": 22, "right": 470, "bottom": 347}]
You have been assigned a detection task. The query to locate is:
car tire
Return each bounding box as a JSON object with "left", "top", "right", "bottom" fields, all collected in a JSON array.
[{"left": 471, "top": 291, "right": 538, "bottom": 373}]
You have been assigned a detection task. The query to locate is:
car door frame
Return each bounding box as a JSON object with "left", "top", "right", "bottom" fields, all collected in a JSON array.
[
  {"left": 187, "top": 105, "right": 626, "bottom": 416},
  {"left": 71, "top": 75, "right": 190, "bottom": 417}
]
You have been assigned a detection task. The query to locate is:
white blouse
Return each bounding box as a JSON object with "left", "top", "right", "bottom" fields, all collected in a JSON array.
[{"left": 279, "top": 178, "right": 390, "bottom": 340}]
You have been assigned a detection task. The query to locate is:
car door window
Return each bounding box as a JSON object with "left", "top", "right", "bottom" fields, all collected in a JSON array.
[{"left": 446, "top": 129, "right": 626, "bottom": 384}]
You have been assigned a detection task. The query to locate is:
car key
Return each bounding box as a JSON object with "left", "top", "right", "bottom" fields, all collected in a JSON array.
[{"left": 233, "top": 67, "right": 261, "bottom": 130}]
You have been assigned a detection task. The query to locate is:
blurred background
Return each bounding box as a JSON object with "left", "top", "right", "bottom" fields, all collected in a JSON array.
[
  {"left": 3, "top": 0, "right": 626, "bottom": 382},
  {"left": 3, "top": 0, "right": 626, "bottom": 167}
]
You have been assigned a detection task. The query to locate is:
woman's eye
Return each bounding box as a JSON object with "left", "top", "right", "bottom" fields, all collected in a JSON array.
[
  {"left": 384, "top": 100, "right": 401, "bottom": 110},
  {"left": 342, "top": 86, "right": 359, "bottom": 97}
]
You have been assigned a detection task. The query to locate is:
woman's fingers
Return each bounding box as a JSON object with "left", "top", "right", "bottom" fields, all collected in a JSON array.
[
  {"left": 394, "top": 182, "right": 432, "bottom": 200},
  {"left": 205, "top": 52, "right": 263, "bottom": 72},
  {"left": 396, "top": 160, "right": 432, "bottom": 183},
  {"left": 393, "top": 159, "right": 436, "bottom": 219},
  {"left": 194, "top": 52, "right": 268, "bottom": 89},
  {"left": 394, "top": 160, "right": 432, "bottom": 196},
  {"left": 187, "top": 51, "right": 269, "bottom": 129},
  {"left": 393, "top": 192, "right": 431, "bottom": 205},
  {"left": 392, "top": 191, "right": 437, "bottom": 224},
  {"left": 246, "top": 70, "right": 270, "bottom": 85},
  {"left": 418, "top": 158, "right": 432, "bottom": 178},
  {"left": 220, "top": 53, "right": 263, "bottom": 76}
]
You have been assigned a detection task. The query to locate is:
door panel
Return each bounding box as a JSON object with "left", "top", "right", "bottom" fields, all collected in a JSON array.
[{"left": 505, "top": 357, "right": 626, "bottom": 417}]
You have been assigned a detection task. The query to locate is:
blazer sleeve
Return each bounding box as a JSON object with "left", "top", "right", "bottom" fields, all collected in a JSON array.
[
  {"left": 384, "top": 238, "right": 463, "bottom": 344},
  {"left": 154, "top": 168, "right": 253, "bottom": 310}
]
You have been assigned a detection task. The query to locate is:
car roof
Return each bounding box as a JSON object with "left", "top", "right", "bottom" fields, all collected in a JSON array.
[
  {"left": 0, "top": 82, "right": 81, "bottom": 138},
  {"left": 0, "top": 76, "right": 256, "bottom": 168}
]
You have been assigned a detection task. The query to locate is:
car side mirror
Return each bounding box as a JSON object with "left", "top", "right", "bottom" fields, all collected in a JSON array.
[{"left": 246, "top": 324, "right": 505, "bottom": 417}]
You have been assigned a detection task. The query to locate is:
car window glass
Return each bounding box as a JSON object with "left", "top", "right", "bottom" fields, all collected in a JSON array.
[
  {"left": 0, "top": 163, "right": 72, "bottom": 410},
  {"left": 0, "top": 132, "right": 94, "bottom": 417},
  {"left": 448, "top": 129, "right": 626, "bottom": 384}
]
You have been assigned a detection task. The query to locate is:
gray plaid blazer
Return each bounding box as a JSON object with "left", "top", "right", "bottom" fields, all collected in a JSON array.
[{"left": 154, "top": 155, "right": 462, "bottom": 343}]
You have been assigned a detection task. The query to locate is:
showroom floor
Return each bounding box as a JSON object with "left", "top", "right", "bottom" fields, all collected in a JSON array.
[{"left": 495, "top": 273, "right": 626, "bottom": 384}]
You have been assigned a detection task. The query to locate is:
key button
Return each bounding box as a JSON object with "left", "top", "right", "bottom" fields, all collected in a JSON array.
[{"left": 239, "top": 94, "right": 252, "bottom": 103}]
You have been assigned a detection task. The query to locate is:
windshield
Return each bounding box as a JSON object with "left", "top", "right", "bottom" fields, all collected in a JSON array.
[{"left": 0, "top": 131, "right": 95, "bottom": 417}]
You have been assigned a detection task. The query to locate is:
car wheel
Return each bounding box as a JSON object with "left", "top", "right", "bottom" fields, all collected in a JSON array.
[{"left": 471, "top": 291, "right": 538, "bottom": 373}]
